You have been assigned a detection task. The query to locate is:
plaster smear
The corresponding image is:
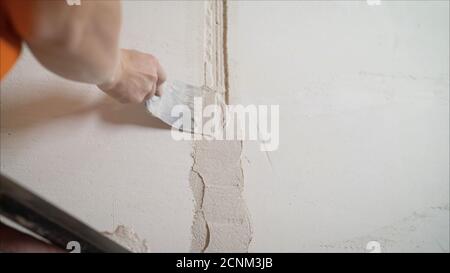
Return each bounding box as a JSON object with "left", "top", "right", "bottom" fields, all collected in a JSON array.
[
  {"left": 189, "top": 1, "right": 252, "bottom": 252},
  {"left": 103, "top": 225, "right": 149, "bottom": 253},
  {"left": 189, "top": 91, "right": 252, "bottom": 252}
]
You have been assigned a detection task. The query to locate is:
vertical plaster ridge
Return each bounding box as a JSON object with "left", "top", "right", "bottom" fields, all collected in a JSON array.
[
  {"left": 222, "top": 0, "right": 230, "bottom": 104},
  {"left": 189, "top": 0, "right": 252, "bottom": 253}
]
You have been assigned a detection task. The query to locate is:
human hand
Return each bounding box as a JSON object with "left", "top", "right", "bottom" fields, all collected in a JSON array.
[{"left": 98, "top": 49, "right": 166, "bottom": 103}]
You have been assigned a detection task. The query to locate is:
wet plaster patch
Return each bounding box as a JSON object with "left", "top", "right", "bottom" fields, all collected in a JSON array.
[
  {"left": 189, "top": 1, "right": 252, "bottom": 252},
  {"left": 103, "top": 225, "right": 149, "bottom": 253},
  {"left": 191, "top": 139, "right": 252, "bottom": 252}
]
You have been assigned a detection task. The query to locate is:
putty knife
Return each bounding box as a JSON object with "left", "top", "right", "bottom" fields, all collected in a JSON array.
[{"left": 145, "top": 80, "right": 204, "bottom": 133}]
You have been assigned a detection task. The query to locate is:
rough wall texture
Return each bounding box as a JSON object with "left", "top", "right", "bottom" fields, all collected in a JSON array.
[{"left": 190, "top": 1, "right": 252, "bottom": 253}]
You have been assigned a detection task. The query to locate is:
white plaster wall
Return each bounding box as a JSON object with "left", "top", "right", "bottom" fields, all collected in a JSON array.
[
  {"left": 1, "top": 0, "right": 449, "bottom": 253},
  {"left": 0, "top": 1, "right": 205, "bottom": 252},
  {"left": 228, "top": 1, "right": 449, "bottom": 252}
]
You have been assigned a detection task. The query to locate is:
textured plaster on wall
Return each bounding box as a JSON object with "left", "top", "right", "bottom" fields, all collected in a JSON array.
[
  {"left": 103, "top": 225, "right": 148, "bottom": 253},
  {"left": 189, "top": 1, "right": 252, "bottom": 253}
]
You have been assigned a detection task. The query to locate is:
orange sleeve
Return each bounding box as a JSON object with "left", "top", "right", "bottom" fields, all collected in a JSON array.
[
  {"left": 0, "top": 24, "right": 22, "bottom": 79},
  {"left": 0, "top": 1, "right": 27, "bottom": 80}
]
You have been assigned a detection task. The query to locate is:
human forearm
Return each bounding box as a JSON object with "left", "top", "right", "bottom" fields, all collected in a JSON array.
[
  {"left": 3, "top": 0, "right": 166, "bottom": 104},
  {"left": 3, "top": 0, "right": 122, "bottom": 85}
]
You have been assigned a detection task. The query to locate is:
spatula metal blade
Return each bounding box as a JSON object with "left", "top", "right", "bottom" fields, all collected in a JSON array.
[{"left": 145, "top": 80, "right": 203, "bottom": 132}]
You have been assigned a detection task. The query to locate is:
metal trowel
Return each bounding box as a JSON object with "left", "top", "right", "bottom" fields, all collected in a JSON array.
[{"left": 145, "top": 80, "right": 204, "bottom": 133}]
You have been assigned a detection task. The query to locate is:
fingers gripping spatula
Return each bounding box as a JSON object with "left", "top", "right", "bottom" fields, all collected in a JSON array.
[{"left": 145, "top": 80, "right": 206, "bottom": 132}]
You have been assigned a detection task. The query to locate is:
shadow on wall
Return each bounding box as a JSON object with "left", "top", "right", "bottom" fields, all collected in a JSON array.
[{"left": 0, "top": 84, "right": 170, "bottom": 132}]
